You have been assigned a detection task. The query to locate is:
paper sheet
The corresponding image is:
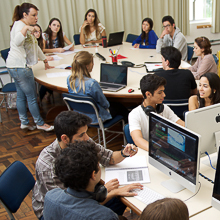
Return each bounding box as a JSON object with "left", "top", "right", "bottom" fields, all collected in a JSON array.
[
  {"left": 46, "top": 71, "right": 71, "bottom": 78},
  {"left": 50, "top": 55, "right": 63, "bottom": 61},
  {"left": 63, "top": 43, "right": 74, "bottom": 50},
  {"left": 55, "top": 64, "right": 71, "bottom": 69}
]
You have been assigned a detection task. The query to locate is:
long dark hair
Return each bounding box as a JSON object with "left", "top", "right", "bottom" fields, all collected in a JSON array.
[
  {"left": 44, "top": 18, "right": 64, "bottom": 48},
  {"left": 10, "top": 3, "right": 39, "bottom": 30},
  {"left": 141, "top": 18, "right": 153, "bottom": 45},
  {"left": 84, "top": 9, "right": 101, "bottom": 40},
  {"left": 33, "top": 24, "right": 43, "bottom": 50},
  {"left": 198, "top": 72, "right": 220, "bottom": 108}
]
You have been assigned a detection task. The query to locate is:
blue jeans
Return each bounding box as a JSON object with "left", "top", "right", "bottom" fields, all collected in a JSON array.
[{"left": 8, "top": 67, "right": 44, "bottom": 126}]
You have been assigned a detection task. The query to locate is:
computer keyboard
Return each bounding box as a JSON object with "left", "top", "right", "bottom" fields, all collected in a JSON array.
[
  {"left": 134, "top": 186, "right": 164, "bottom": 205},
  {"left": 99, "top": 83, "right": 121, "bottom": 88}
]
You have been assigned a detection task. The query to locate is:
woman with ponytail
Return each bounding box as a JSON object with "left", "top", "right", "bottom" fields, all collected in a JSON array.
[{"left": 6, "top": 3, "right": 54, "bottom": 131}]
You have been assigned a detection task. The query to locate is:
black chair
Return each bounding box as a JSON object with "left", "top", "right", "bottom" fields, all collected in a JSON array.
[
  {"left": 187, "top": 46, "right": 194, "bottom": 64},
  {"left": 123, "top": 124, "right": 134, "bottom": 145},
  {"left": 163, "top": 99, "right": 189, "bottom": 120},
  {"left": 62, "top": 93, "right": 125, "bottom": 148},
  {"left": 73, "top": 34, "right": 80, "bottom": 45},
  {"left": 126, "top": 34, "right": 139, "bottom": 43},
  {"left": 0, "top": 161, "right": 35, "bottom": 220}
]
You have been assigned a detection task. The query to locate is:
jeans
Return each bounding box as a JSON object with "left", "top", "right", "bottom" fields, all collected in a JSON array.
[{"left": 8, "top": 67, "right": 44, "bottom": 126}]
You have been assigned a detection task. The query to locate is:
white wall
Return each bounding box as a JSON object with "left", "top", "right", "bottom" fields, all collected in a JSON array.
[{"left": 185, "top": 21, "right": 220, "bottom": 55}]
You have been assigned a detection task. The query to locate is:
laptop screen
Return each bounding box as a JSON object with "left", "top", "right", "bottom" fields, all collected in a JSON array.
[
  {"left": 100, "top": 63, "right": 127, "bottom": 85},
  {"left": 212, "top": 148, "right": 220, "bottom": 210}
]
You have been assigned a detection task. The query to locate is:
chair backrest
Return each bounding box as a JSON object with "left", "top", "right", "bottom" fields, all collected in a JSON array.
[
  {"left": 123, "top": 124, "right": 134, "bottom": 145},
  {"left": 62, "top": 93, "right": 100, "bottom": 122},
  {"left": 73, "top": 34, "right": 80, "bottom": 45},
  {"left": 163, "top": 99, "right": 189, "bottom": 120},
  {"left": 187, "top": 46, "right": 194, "bottom": 62},
  {"left": 126, "top": 34, "right": 139, "bottom": 43},
  {"left": 0, "top": 161, "right": 35, "bottom": 213},
  {"left": 1, "top": 48, "right": 10, "bottom": 62},
  {"left": 213, "top": 54, "right": 219, "bottom": 64}
]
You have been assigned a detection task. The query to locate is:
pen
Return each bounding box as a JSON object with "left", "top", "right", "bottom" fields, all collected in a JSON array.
[
  {"left": 113, "top": 50, "right": 116, "bottom": 54},
  {"left": 109, "top": 49, "right": 113, "bottom": 55},
  {"left": 122, "top": 145, "right": 136, "bottom": 152}
]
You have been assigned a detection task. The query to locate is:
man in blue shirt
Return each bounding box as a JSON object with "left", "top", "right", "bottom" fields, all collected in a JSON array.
[{"left": 44, "top": 141, "right": 121, "bottom": 220}]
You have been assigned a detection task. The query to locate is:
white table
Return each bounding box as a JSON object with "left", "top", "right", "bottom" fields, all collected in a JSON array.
[{"left": 101, "top": 148, "right": 216, "bottom": 217}]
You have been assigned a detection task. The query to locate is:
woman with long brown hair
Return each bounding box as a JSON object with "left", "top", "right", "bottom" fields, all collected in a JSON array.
[
  {"left": 79, "top": 9, "right": 106, "bottom": 45},
  {"left": 43, "top": 18, "right": 74, "bottom": 53}
]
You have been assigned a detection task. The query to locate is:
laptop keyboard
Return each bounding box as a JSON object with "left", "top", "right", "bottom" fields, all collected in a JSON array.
[
  {"left": 133, "top": 186, "right": 164, "bottom": 205},
  {"left": 99, "top": 83, "right": 121, "bottom": 88}
]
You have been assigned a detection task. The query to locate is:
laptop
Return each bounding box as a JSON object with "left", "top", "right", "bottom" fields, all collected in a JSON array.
[
  {"left": 99, "top": 63, "right": 127, "bottom": 92},
  {"left": 107, "top": 31, "right": 124, "bottom": 47}
]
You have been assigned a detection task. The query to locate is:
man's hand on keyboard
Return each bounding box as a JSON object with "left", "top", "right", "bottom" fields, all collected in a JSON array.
[
  {"left": 112, "top": 183, "right": 143, "bottom": 197},
  {"left": 105, "top": 178, "right": 119, "bottom": 192}
]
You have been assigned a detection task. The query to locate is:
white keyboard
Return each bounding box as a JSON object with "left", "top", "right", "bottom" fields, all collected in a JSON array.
[{"left": 134, "top": 186, "right": 164, "bottom": 205}]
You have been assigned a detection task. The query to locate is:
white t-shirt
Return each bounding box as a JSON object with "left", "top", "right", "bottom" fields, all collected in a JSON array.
[
  {"left": 79, "top": 23, "right": 105, "bottom": 42},
  {"left": 6, "top": 20, "right": 45, "bottom": 68},
  {"left": 128, "top": 105, "right": 180, "bottom": 142}
]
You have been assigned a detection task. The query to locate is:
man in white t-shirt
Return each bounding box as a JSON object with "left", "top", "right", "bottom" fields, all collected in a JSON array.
[{"left": 129, "top": 74, "right": 185, "bottom": 151}]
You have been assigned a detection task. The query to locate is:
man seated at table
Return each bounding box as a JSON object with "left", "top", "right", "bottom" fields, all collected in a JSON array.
[
  {"left": 128, "top": 74, "right": 185, "bottom": 151},
  {"left": 32, "top": 111, "right": 142, "bottom": 220},
  {"left": 156, "top": 15, "right": 187, "bottom": 62},
  {"left": 154, "top": 46, "right": 197, "bottom": 99},
  {"left": 44, "top": 142, "right": 122, "bottom": 220}
]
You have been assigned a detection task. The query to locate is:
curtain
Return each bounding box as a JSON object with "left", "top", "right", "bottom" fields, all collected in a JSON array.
[
  {"left": 0, "top": 0, "right": 189, "bottom": 49},
  {"left": 212, "top": 0, "right": 220, "bottom": 33}
]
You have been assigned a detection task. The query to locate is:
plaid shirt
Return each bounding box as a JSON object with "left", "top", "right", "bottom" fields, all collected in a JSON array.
[{"left": 32, "top": 139, "right": 113, "bottom": 218}]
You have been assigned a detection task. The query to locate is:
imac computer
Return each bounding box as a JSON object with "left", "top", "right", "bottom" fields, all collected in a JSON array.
[
  {"left": 212, "top": 147, "right": 220, "bottom": 211},
  {"left": 149, "top": 112, "right": 201, "bottom": 193},
  {"left": 185, "top": 103, "right": 220, "bottom": 157}
]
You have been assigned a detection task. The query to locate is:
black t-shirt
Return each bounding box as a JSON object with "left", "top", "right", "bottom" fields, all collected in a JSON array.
[{"left": 155, "top": 69, "right": 197, "bottom": 99}]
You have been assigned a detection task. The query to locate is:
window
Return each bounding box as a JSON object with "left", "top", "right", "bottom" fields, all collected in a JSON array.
[{"left": 189, "top": 0, "right": 212, "bottom": 21}]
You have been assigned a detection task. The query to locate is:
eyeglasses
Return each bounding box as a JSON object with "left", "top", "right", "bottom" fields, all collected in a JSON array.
[{"left": 162, "top": 24, "right": 171, "bottom": 29}]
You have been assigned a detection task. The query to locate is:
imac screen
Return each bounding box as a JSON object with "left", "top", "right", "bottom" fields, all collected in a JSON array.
[{"left": 149, "top": 112, "right": 200, "bottom": 191}]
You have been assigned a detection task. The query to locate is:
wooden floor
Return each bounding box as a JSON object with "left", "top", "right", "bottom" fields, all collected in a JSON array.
[{"left": 0, "top": 92, "right": 139, "bottom": 220}]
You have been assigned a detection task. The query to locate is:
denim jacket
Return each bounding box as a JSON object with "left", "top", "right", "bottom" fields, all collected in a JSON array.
[{"left": 67, "top": 75, "right": 112, "bottom": 124}]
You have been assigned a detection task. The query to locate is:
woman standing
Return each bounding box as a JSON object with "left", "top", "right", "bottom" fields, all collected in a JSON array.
[
  {"left": 43, "top": 18, "right": 74, "bottom": 53},
  {"left": 187, "top": 37, "right": 217, "bottom": 80},
  {"left": 6, "top": 3, "right": 54, "bottom": 131},
  {"left": 67, "top": 51, "right": 128, "bottom": 124},
  {"left": 79, "top": 9, "right": 106, "bottom": 45},
  {"left": 188, "top": 72, "right": 220, "bottom": 111},
  {"left": 132, "top": 18, "right": 158, "bottom": 49}
]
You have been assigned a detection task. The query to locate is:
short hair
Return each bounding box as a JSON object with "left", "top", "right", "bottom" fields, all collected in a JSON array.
[
  {"left": 198, "top": 72, "right": 220, "bottom": 108},
  {"left": 139, "top": 198, "right": 189, "bottom": 220},
  {"left": 55, "top": 141, "right": 101, "bottom": 190},
  {"left": 161, "top": 46, "right": 182, "bottom": 69},
  {"left": 195, "top": 37, "right": 212, "bottom": 55},
  {"left": 162, "top": 15, "right": 175, "bottom": 25},
  {"left": 140, "top": 74, "right": 166, "bottom": 98},
  {"left": 54, "top": 111, "right": 92, "bottom": 142}
]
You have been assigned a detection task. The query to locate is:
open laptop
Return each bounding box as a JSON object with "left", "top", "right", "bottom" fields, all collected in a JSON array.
[
  {"left": 107, "top": 31, "right": 124, "bottom": 47},
  {"left": 212, "top": 147, "right": 220, "bottom": 211},
  {"left": 99, "top": 63, "right": 127, "bottom": 92}
]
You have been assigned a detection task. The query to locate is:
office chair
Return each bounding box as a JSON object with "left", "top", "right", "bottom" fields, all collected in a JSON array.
[
  {"left": 123, "top": 124, "right": 135, "bottom": 145},
  {"left": 126, "top": 34, "right": 139, "bottom": 43},
  {"left": 187, "top": 46, "right": 194, "bottom": 64},
  {"left": 63, "top": 93, "right": 125, "bottom": 148},
  {"left": 73, "top": 34, "right": 80, "bottom": 45},
  {"left": 163, "top": 99, "right": 189, "bottom": 121},
  {"left": 0, "top": 77, "right": 16, "bottom": 123},
  {"left": 0, "top": 161, "right": 35, "bottom": 220},
  {"left": 213, "top": 54, "right": 219, "bottom": 64}
]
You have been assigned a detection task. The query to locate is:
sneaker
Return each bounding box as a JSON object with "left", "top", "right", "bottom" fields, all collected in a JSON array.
[
  {"left": 37, "top": 124, "right": 54, "bottom": 132},
  {"left": 20, "top": 124, "right": 36, "bottom": 131}
]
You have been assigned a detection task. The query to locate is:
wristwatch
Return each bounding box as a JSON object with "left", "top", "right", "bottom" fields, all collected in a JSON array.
[{"left": 121, "top": 149, "right": 129, "bottom": 158}]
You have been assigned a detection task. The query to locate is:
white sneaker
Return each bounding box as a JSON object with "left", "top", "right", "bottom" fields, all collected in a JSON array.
[
  {"left": 20, "top": 124, "right": 36, "bottom": 131},
  {"left": 37, "top": 125, "right": 54, "bottom": 132}
]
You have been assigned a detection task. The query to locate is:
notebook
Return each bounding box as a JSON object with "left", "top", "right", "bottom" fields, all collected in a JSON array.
[
  {"left": 99, "top": 63, "right": 127, "bottom": 92},
  {"left": 107, "top": 31, "right": 124, "bottom": 47}
]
